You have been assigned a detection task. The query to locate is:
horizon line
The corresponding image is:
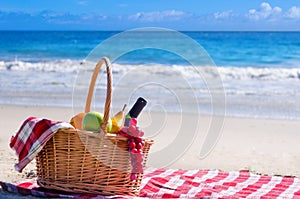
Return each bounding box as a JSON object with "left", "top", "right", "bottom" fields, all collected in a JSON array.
[{"left": 1, "top": 29, "right": 300, "bottom": 32}]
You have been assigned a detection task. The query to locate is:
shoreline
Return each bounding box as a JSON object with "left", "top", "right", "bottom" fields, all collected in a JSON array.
[{"left": 2, "top": 103, "right": 300, "bottom": 122}]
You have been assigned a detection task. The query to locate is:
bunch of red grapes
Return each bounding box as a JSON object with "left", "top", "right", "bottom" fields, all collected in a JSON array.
[{"left": 120, "top": 118, "right": 145, "bottom": 181}]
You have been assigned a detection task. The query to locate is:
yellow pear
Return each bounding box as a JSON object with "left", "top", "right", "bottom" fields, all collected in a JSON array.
[{"left": 110, "top": 104, "right": 126, "bottom": 133}]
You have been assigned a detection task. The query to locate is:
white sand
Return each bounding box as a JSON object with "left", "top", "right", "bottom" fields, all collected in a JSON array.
[{"left": 1, "top": 105, "right": 300, "bottom": 197}]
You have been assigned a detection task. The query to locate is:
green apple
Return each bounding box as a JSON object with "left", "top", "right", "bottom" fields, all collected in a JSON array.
[{"left": 82, "top": 111, "right": 112, "bottom": 132}]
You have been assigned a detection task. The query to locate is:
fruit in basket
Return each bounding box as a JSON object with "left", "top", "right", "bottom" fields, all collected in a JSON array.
[
  {"left": 110, "top": 118, "right": 120, "bottom": 133},
  {"left": 70, "top": 112, "right": 86, "bottom": 130},
  {"left": 82, "top": 111, "right": 112, "bottom": 132},
  {"left": 110, "top": 104, "right": 127, "bottom": 133}
]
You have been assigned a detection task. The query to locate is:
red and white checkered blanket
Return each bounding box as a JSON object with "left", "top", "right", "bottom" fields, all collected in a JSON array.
[
  {"left": 10, "top": 117, "right": 74, "bottom": 172},
  {"left": 1, "top": 168, "right": 300, "bottom": 198}
]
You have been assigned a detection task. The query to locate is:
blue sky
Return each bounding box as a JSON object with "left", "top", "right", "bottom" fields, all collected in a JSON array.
[{"left": 0, "top": 0, "right": 300, "bottom": 30}]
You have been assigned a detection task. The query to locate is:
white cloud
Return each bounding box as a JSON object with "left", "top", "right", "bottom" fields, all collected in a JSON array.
[
  {"left": 129, "top": 10, "right": 189, "bottom": 22},
  {"left": 246, "top": 2, "right": 282, "bottom": 20},
  {"left": 80, "top": 14, "right": 107, "bottom": 21},
  {"left": 214, "top": 10, "right": 236, "bottom": 19},
  {"left": 286, "top": 6, "right": 300, "bottom": 19}
]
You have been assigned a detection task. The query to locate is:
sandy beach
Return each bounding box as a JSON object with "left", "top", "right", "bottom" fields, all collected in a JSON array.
[{"left": 1, "top": 105, "right": 300, "bottom": 197}]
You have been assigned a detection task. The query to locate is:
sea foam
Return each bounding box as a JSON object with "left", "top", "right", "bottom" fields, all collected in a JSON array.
[{"left": 1, "top": 60, "right": 300, "bottom": 82}]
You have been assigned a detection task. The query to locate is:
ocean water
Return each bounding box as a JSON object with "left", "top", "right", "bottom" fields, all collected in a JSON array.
[{"left": 0, "top": 30, "right": 300, "bottom": 120}]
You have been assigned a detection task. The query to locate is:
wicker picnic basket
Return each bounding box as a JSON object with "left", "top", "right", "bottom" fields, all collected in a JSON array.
[{"left": 36, "top": 57, "right": 154, "bottom": 196}]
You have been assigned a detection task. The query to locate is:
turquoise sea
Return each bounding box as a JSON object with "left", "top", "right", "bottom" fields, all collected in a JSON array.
[{"left": 0, "top": 31, "right": 300, "bottom": 120}]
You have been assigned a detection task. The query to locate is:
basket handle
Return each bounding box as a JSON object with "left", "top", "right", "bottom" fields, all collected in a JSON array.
[{"left": 85, "top": 57, "right": 112, "bottom": 133}]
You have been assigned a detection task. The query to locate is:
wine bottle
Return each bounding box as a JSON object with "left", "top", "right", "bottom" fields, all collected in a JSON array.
[{"left": 125, "top": 97, "right": 147, "bottom": 126}]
